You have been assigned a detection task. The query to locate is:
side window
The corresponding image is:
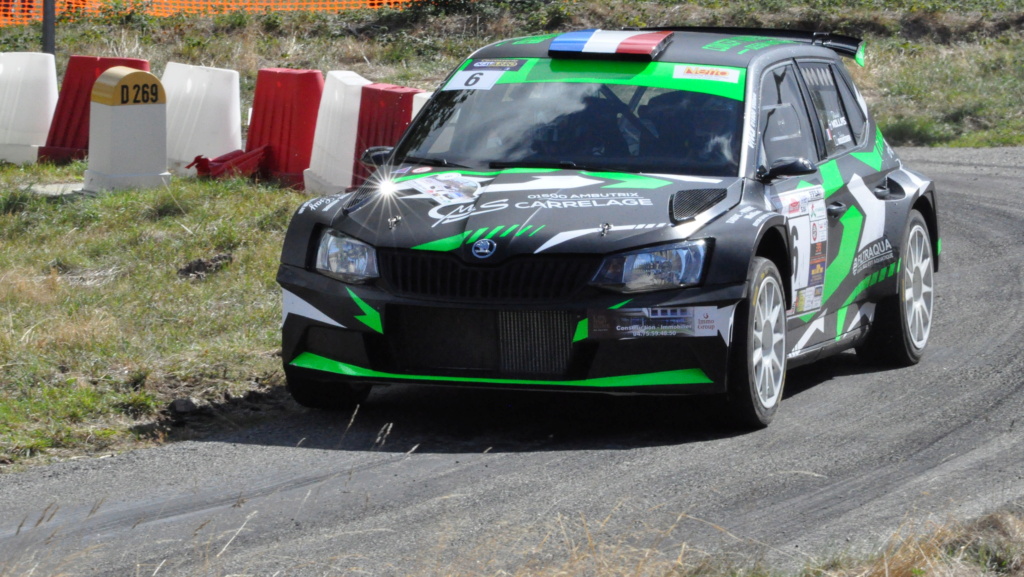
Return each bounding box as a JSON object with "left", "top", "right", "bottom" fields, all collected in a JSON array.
[
  {"left": 834, "top": 65, "right": 868, "bottom": 144},
  {"left": 799, "top": 62, "right": 856, "bottom": 157},
  {"left": 758, "top": 64, "right": 816, "bottom": 166}
]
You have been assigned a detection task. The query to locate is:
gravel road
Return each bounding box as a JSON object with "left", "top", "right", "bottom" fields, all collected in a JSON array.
[{"left": 2, "top": 147, "right": 1022, "bottom": 576}]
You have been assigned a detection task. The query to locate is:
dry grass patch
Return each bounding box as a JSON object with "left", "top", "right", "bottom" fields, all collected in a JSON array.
[
  {"left": 424, "top": 509, "right": 1024, "bottom": 577},
  {"left": 812, "top": 512, "right": 1024, "bottom": 577},
  {"left": 0, "top": 269, "right": 61, "bottom": 306}
]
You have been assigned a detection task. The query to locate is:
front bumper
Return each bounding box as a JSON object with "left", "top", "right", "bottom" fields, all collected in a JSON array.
[{"left": 278, "top": 264, "right": 745, "bottom": 396}]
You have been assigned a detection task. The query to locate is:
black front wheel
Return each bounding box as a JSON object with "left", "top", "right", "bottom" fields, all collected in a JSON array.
[{"left": 726, "top": 257, "right": 787, "bottom": 429}]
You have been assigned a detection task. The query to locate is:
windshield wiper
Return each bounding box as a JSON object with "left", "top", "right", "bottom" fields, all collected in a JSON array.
[{"left": 401, "top": 156, "right": 467, "bottom": 168}]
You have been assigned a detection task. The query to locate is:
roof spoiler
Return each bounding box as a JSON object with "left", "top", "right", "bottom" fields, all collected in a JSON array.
[{"left": 628, "top": 27, "right": 866, "bottom": 66}]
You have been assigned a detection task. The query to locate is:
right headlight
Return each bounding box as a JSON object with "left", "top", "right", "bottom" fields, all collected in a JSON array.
[
  {"left": 315, "top": 229, "right": 379, "bottom": 284},
  {"left": 591, "top": 240, "right": 709, "bottom": 293}
]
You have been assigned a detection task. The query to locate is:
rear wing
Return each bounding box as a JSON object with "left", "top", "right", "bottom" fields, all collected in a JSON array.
[{"left": 632, "top": 27, "right": 866, "bottom": 66}]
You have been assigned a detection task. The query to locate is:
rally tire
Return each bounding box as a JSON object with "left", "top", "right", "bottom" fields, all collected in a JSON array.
[
  {"left": 726, "top": 257, "right": 787, "bottom": 429},
  {"left": 856, "top": 210, "right": 934, "bottom": 366},
  {"left": 284, "top": 365, "right": 371, "bottom": 411}
]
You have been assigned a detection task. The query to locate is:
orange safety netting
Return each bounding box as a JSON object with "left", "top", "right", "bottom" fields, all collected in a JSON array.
[{"left": 0, "top": 0, "right": 412, "bottom": 27}]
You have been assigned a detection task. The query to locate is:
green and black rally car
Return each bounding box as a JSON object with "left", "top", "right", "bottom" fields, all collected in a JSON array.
[{"left": 277, "top": 27, "right": 939, "bottom": 428}]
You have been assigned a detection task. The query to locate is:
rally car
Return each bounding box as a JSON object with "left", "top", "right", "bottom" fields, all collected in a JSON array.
[{"left": 277, "top": 27, "right": 939, "bottom": 428}]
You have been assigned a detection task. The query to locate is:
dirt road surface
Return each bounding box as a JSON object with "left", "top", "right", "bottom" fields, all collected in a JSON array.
[{"left": 1, "top": 147, "right": 1022, "bottom": 576}]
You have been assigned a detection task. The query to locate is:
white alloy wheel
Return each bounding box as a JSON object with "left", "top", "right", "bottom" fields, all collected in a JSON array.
[
  {"left": 903, "top": 222, "right": 934, "bottom": 350},
  {"left": 855, "top": 209, "right": 935, "bottom": 366},
  {"left": 752, "top": 271, "right": 786, "bottom": 409},
  {"left": 727, "top": 256, "right": 787, "bottom": 429}
]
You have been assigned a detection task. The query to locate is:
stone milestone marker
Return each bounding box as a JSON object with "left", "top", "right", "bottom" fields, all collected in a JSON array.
[{"left": 83, "top": 66, "right": 171, "bottom": 193}]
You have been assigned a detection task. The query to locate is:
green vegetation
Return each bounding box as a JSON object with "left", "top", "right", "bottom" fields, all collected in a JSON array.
[{"left": 0, "top": 162, "right": 294, "bottom": 465}]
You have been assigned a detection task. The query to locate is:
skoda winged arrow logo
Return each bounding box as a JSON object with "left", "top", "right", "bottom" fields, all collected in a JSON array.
[{"left": 471, "top": 238, "right": 497, "bottom": 259}]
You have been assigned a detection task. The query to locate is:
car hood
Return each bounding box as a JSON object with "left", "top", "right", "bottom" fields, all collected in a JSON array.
[{"left": 334, "top": 168, "right": 741, "bottom": 261}]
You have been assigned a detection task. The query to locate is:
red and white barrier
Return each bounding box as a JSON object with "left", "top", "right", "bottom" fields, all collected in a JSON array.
[
  {"left": 303, "top": 70, "right": 372, "bottom": 195},
  {"left": 162, "top": 62, "right": 242, "bottom": 177},
  {"left": 247, "top": 68, "right": 324, "bottom": 188},
  {"left": 351, "top": 83, "right": 425, "bottom": 187},
  {"left": 9, "top": 52, "right": 436, "bottom": 191},
  {"left": 40, "top": 55, "right": 150, "bottom": 164}
]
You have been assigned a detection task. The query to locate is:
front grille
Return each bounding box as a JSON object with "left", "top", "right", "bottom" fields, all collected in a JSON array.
[
  {"left": 671, "top": 188, "right": 727, "bottom": 223},
  {"left": 497, "top": 310, "right": 575, "bottom": 375},
  {"left": 386, "top": 306, "right": 576, "bottom": 377},
  {"left": 377, "top": 250, "right": 600, "bottom": 301}
]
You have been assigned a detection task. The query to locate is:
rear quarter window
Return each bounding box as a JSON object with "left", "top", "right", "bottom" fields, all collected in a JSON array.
[{"left": 799, "top": 62, "right": 856, "bottom": 157}]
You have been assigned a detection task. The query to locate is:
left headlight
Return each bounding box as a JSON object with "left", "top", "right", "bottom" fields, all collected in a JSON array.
[
  {"left": 315, "top": 229, "right": 379, "bottom": 284},
  {"left": 591, "top": 240, "right": 709, "bottom": 293}
]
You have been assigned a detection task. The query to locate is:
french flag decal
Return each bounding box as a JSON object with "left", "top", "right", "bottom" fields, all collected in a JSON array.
[{"left": 550, "top": 29, "right": 672, "bottom": 60}]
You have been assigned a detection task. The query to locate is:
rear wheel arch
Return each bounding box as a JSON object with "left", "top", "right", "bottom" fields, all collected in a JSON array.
[{"left": 911, "top": 191, "right": 939, "bottom": 272}]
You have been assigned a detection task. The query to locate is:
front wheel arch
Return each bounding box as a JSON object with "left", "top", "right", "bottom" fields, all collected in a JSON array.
[{"left": 754, "top": 224, "right": 792, "bottom": 310}]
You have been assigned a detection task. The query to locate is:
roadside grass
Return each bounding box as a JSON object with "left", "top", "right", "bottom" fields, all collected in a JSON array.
[
  {"left": 853, "top": 37, "right": 1024, "bottom": 146},
  {"left": 806, "top": 510, "right": 1024, "bottom": 577},
  {"left": 0, "top": 162, "right": 297, "bottom": 466},
  {"left": 431, "top": 509, "right": 1024, "bottom": 577}
]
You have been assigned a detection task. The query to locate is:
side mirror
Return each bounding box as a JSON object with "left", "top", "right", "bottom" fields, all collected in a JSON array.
[
  {"left": 756, "top": 157, "right": 817, "bottom": 182},
  {"left": 359, "top": 146, "right": 394, "bottom": 168}
]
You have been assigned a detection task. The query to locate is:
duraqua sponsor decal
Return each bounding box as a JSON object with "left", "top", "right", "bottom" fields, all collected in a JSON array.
[{"left": 852, "top": 236, "right": 894, "bottom": 275}]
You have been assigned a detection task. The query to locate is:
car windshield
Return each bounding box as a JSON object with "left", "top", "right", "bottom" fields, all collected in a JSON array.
[{"left": 395, "top": 59, "right": 745, "bottom": 177}]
